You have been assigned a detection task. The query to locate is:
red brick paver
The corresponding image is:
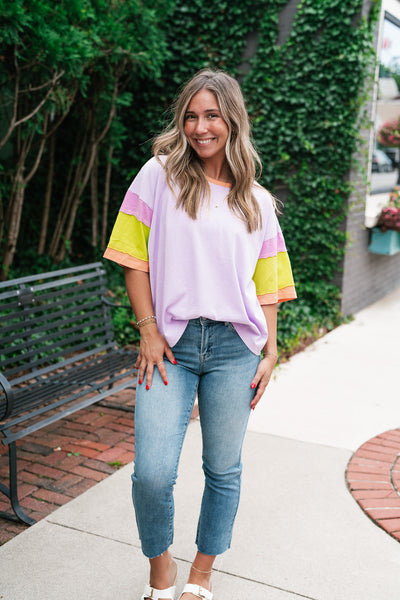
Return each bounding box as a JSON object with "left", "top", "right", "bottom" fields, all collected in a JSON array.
[
  {"left": 0, "top": 387, "right": 135, "bottom": 546},
  {"left": 0, "top": 392, "right": 200, "bottom": 546},
  {"left": 346, "top": 428, "right": 400, "bottom": 543}
]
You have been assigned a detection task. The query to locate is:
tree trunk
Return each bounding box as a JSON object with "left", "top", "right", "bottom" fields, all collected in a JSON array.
[
  {"left": 1, "top": 170, "right": 25, "bottom": 280},
  {"left": 55, "top": 139, "right": 98, "bottom": 262},
  {"left": 90, "top": 148, "right": 99, "bottom": 248},
  {"left": 1, "top": 131, "right": 33, "bottom": 279},
  {"left": 48, "top": 124, "right": 90, "bottom": 260},
  {"left": 0, "top": 192, "right": 4, "bottom": 249},
  {"left": 0, "top": 119, "right": 48, "bottom": 279},
  {"left": 101, "top": 145, "right": 114, "bottom": 249},
  {"left": 53, "top": 85, "right": 119, "bottom": 262},
  {"left": 38, "top": 132, "right": 55, "bottom": 255}
]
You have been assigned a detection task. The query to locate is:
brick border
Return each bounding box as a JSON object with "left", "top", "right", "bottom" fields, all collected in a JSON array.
[{"left": 346, "top": 429, "right": 400, "bottom": 542}]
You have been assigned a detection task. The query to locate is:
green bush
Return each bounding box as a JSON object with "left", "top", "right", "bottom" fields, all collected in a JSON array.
[
  {"left": 4, "top": 0, "right": 380, "bottom": 357},
  {"left": 113, "top": 0, "right": 379, "bottom": 356}
]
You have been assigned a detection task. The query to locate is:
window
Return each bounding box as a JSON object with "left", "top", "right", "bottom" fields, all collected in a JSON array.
[{"left": 366, "top": 6, "right": 400, "bottom": 227}]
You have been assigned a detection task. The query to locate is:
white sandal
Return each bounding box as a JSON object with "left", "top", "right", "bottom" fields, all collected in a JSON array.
[
  {"left": 141, "top": 584, "right": 177, "bottom": 600},
  {"left": 179, "top": 583, "right": 213, "bottom": 600},
  {"left": 141, "top": 561, "right": 178, "bottom": 600}
]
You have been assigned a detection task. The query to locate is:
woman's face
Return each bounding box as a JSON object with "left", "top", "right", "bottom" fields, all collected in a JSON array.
[{"left": 184, "top": 89, "right": 229, "bottom": 166}]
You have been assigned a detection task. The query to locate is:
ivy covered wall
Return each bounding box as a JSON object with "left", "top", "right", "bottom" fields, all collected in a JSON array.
[
  {"left": 337, "top": 5, "right": 400, "bottom": 317},
  {"left": 120, "top": 0, "right": 380, "bottom": 354}
]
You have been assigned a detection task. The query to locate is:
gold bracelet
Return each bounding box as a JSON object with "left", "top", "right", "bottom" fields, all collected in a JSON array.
[
  {"left": 136, "top": 315, "right": 157, "bottom": 327},
  {"left": 138, "top": 319, "right": 157, "bottom": 328},
  {"left": 264, "top": 351, "right": 278, "bottom": 359}
]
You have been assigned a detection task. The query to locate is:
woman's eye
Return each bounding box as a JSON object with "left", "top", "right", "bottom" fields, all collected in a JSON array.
[
  {"left": 208, "top": 113, "right": 218, "bottom": 119},
  {"left": 185, "top": 114, "right": 195, "bottom": 120}
]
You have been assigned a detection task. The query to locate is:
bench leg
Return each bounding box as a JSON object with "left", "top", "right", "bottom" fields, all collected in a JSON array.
[{"left": 0, "top": 442, "right": 36, "bottom": 526}]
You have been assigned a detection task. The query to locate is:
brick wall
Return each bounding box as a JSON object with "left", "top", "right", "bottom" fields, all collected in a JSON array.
[
  {"left": 243, "top": 0, "right": 400, "bottom": 317},
  {"left": 339, "top": 179, "right": 400, "bottom": 316},
  {"left": 338, "top": 3, "right": 400, "bottom": 316}
]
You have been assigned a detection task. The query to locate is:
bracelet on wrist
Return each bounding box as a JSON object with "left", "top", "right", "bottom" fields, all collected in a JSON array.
[
  {"left": 263, "top": 351, "right": 278, "bottom": 359},
  {"left": 139, "top": 319, "right": 157, "bottom": 329},
  {"left": 136, "top": 315, "right": 157, "bottom": 328}
]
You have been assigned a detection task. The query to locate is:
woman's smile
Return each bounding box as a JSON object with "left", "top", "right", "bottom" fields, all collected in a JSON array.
[
  {"left": 184, "top": 89, "right": 229, "bottom": 170},
  {"left": 196, "top": 138, "right": 216, "bottom": 145}
]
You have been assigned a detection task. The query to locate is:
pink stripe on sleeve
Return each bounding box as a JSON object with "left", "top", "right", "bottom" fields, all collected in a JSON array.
[
  {"left": 259, "top": 231, "right": 287, "bottom": 259},
  {"left": 120, "top": 189, "right": 153, "bottom": 228}
]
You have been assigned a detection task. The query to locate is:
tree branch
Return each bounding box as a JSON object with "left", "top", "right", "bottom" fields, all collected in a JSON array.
[
  {"left": 0, "top": 49, "right": 20, "bottom": 151},
  {"left": 24, "top": 114, "right": 49, "bottom": 184},
  {"left": 19, "top": 78, "right": 61, "bottom": 94},
  {"left": 0, "top": 68, "right": 65, "bottom": 151},
  {"left": 13, "top": 70, "right": 65, "bottom": 129}
]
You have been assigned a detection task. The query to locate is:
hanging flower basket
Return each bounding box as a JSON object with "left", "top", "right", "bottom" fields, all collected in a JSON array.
[
  {"left": 368, "top": 228, "right": 400, "bottom": 255},
  {"left": 377, "top": 117, "right": 400, "bottom": 147},
  {"left": 377, "top": 187, "right": 400, "bottom": 232},
  {"left": 377, "top": 207, "right": 400, "bottom": 232},
  {"left": 369, "top": 187, "right": 400, "bottom": 255}
]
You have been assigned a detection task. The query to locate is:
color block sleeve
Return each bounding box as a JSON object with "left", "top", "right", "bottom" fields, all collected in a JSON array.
[
  {"left": 103, "top": 211, "right": 150, "bottom": 271},
  {"left": 103, "top": 158, "right": 157, "bottom": 271},
  {"left": 253, "top": 216, "right": 297, "bottom": 305}
]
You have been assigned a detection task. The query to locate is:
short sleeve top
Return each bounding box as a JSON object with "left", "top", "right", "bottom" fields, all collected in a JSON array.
[{"left": 104, "top": 156, "right": 296, "bottom": 355}]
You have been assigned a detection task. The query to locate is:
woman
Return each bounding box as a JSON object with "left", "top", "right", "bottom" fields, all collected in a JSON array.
[{"left": 104, "top": 69, "right": 296, "bottom": 600}]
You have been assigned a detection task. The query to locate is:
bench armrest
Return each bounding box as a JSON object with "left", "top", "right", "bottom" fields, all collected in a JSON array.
[{"left": 0, "top": 372, "right": 15, "bottom": 421}]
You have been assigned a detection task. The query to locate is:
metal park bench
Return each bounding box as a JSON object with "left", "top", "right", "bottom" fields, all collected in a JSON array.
[{"left": 0, "top": 262, "right": 137, "bottom": 525}]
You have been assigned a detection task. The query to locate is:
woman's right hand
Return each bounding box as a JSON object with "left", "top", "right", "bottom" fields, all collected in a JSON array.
[{"left": 135, "top": 323, "right": 177, "bottom": 390}]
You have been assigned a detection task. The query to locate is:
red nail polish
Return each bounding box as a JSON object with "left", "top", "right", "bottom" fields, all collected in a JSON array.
[
  {"left": 173, "top": 359, "right": 177, "bottom": 365},
  {"left": 138, "top": 379, "right": 142, "bottom": 385},
  {"left": 146, "top": 385, "right": 150, "bottom": 391},
  {"left": 251, "top": 405, "right": 255, "bottom": 410},
  {"left": 164, "top": 380, "right": 168, "bottom": 386},
  {"left": 251, "top": 383, "right": 256, "bottom": 389}
]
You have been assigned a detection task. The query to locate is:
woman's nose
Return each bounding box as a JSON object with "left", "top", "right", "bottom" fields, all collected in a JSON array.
[{"left": 195, "top": 117, "right": 208, "bottom": 133}]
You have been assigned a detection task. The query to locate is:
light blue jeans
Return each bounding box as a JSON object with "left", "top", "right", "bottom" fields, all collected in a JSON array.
[{"left": 131, "top": 318, "right": 260, "bottom": 558}]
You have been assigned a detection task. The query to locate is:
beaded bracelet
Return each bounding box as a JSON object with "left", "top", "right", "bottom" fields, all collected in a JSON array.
[{"left": 136, "top": 315, "right": 157, "bottom": 327}]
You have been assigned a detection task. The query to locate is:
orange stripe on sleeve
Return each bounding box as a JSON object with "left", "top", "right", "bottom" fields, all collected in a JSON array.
[
  {"left": 103, "top": 247, "right": 149, "bottom": 272},
  {"left": 257, "top": 285, "right": 297, "bottom": 305}
]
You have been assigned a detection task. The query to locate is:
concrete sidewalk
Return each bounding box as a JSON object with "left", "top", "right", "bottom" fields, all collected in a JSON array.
[{"left": 1, "top": 287, "right": 400, "bottom": 599}]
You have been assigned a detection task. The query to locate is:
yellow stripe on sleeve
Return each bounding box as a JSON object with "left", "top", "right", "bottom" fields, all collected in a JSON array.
[
  {"left": 253, "top": 252, "right": 296, "bottom": 301},
  {"left": 106, "top": 212, "right": 150, "bottom": 263}
]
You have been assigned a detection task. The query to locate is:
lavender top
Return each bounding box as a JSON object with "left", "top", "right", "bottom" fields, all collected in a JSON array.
[{"left": 104, "top": 156, "right": 296, "bottom": 354}]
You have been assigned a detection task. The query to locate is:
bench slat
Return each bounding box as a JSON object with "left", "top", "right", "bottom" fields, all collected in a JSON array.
[
  {"left": 0, "top": 262, "right": 138, "bottom": 524},
  {"left": 3, "top": 330, "right": 113, "bottom": 378},
  {"left": 11, "top": 350, "right": 134, "bottom": 407},
  {"left": 0, "top": 298, "right": 104, "bottom": 337},
  {"left": 1, "top": 308, "right": 106, "bottom": 353},
  {"left": 9, "top": 343, "right": 115, "bottom": 385},
  {"left": 2, "top": 350, "right": 136, "bottom": 425},
  {"left": 0, "top": 262, "right": 104, "bottom": 292},
  {"left": 1, "top": 377, "right": 136, "bottom": 446}
]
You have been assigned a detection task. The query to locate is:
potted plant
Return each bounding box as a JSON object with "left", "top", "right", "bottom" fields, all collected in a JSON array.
[
  {"left": 369, "top": 187, "right": 400, "bottom": 255},
  {"left": 377, "top": 118, "right": 400, "bottom": 185},
  {"left": 378, "top": 118, "right": 400, "bottom": 148}
]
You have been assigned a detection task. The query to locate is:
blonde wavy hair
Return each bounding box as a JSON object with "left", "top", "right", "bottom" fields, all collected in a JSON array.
[{"left": 152, "top": 69, "right": 264, "bottom": 233}]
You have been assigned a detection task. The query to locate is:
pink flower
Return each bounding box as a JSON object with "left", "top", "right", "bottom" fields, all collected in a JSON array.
[{"left": 378, "top": 118, "right": 400, "bottom": 147}]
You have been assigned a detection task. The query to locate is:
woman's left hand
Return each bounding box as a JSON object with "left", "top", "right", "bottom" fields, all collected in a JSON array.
[{"left": 250, "top": 355, "right": 277, "bottom": 410}]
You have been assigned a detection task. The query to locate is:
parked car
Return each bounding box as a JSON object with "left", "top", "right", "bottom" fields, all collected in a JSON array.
[{"left": 372, "top": 150, "right": 394, "bottom": 172}]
